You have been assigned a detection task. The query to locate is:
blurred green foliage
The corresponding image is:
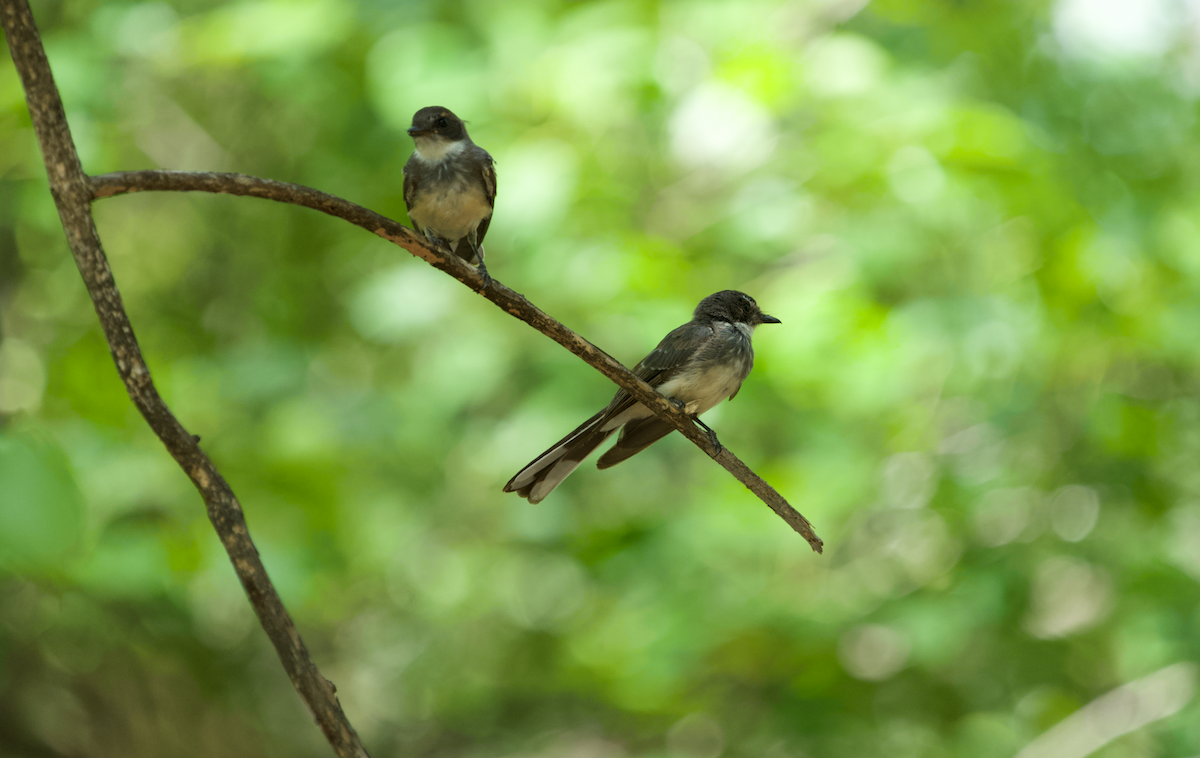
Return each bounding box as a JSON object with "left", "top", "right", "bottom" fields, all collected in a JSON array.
[{"left": 3, "top": 0, "right": 1200, "bottom": 755}]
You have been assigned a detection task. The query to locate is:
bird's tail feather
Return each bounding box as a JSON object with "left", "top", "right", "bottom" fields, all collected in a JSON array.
[
  {"left": 457, "top": 234, "right": 483, "bottom": 265},
  {"left": 504, "top": 411, "right": 613, "bottom": 503},
  {"left": 596, "top": 417, "right": 675, "bottom": 469}
]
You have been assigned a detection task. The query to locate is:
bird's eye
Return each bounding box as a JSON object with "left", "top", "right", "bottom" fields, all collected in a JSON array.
[{"left": 436, "top": 117, "right": 448, "bottom": 128}]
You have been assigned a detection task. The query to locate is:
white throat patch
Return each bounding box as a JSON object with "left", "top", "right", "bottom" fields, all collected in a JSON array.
[
  {"left": 734, "top": 321, "right": 755, "bottom": 338},
  {"left": 414, "top": 137, "right": 467, "bottom": 165}
]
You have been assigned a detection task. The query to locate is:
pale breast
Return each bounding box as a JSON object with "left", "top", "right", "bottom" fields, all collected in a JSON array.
[
  {"left": 661, "top": 323, "right": 755, "bottom": 415},
  {"left": 668, "top": 358, "right": 752, "bottom": 416},
  {"left": 408, "top": 177, "right": 492, "bottom": 241}
]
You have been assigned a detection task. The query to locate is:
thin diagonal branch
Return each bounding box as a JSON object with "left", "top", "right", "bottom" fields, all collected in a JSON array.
[
  {"left": 1, "top": 3, "right": 370, "bottom": 756},
  {"left": 93, "top": 170, "right": 824, "bottom": 553}
]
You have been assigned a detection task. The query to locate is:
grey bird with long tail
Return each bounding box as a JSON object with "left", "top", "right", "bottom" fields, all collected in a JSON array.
[
  {"left": 504, "top": 290, "right": 781, "bottom": 503},
  {"left": 403, "top": 106, "right": 496, "bottom": 284}
]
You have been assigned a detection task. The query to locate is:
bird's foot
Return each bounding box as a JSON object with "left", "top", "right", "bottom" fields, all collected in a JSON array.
[
  {"left": 693, "top": 417, "right": 723, "bottom": 454},
  {"left": 475, "top": 259, "right": 493, "bottom": 289},
  {"left": 668, "top": 399, "right": 722, "bottom": 453}
]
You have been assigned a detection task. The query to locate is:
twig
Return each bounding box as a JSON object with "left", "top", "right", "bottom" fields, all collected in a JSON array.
[
  {"left": 93, "top": 170, "right": 824, "bottom": 553},
  {"left": 1, "top": 3, "right": 371, "bottom": 756}
]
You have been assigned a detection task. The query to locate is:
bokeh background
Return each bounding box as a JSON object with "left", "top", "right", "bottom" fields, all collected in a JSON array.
[{"left": 3, "top": 0, "right": 1200, "bottom": 755}]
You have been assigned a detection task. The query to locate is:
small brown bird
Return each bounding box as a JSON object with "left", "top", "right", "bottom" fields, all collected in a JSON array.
[
  {"left": 402, "top": 106, "right": 497, "bottom": 284},
  {"left": 504, "top": 290, "right": 781, "bottom": 503}
]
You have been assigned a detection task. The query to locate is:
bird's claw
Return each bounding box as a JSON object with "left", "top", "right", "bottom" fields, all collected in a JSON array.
[{"left": 694, "top": 417, "right": 722, "bottom": 454}]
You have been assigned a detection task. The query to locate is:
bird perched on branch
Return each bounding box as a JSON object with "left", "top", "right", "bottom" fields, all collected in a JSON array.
[
  {"left": 504, "top": 290, "right": 781, "bottom": 503},
  {"left": 403, "top": 106, "right": 496, "bottom": 285}
]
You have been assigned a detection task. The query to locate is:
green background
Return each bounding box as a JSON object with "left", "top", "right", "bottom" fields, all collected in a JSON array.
[{"left": 3, "top": 0, "right": 1200, "bottom": 755}]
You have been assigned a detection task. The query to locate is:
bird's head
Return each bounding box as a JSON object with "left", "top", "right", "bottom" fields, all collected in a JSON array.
[
  {"left": 407, "top": 106, "right": 468, "bottom": 143},
  {"left": 696, "top": 290, "right": 781, "bottom": 328}
]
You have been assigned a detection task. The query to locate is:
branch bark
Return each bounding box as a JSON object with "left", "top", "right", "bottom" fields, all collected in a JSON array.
[
  {"left": 1, "top": 3, "right": 370, "bottom": 757},
  {"left": 92, "top": 170, "right": 824, "bottom": 553}
]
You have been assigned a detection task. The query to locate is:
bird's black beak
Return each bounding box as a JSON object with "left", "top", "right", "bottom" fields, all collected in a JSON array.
[
  {"left": 760, "top": 314, "right": 781, "bottom": 324},
  {"left": 407, "top": 127, "right": 431, "bottom": 137}
]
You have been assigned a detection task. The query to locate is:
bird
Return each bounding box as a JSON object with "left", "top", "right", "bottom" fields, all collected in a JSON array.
[
  {"left": 403, "top": 106, "right": 496, "bottom": 285},
  {"left": 504, "top": 290, "right": 781, "bottom": 503}
]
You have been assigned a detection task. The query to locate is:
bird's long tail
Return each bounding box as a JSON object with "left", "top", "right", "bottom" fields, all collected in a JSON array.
[
  {"left": 596, "top": 416, "right": 675, "bottom": 469},
  {"left": 503, "top": 410, "right": 614, "bottom": 503}
]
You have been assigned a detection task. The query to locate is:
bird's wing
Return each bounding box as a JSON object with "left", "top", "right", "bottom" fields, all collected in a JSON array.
[
  {"left": 587, "top": 322, "right": 711, "bottom": 467},
  {"left": 402, "top": 157, "right": 419, "bottom": 217},
  {"left": 636, "top": 320, "right": 712, "bottom": 382},
  {"left": 474, "top": 148, "right": 497, "bottom": 246},
  {"left": 600, "top": 320, "right": 713, "bottom": 420}
]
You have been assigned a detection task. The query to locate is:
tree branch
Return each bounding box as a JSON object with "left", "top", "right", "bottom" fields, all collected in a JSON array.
[
  {"left": 1, "top": 3, "right": 370, "bottom": 757},
  {"left": 6, "top": 0, "right": 821, "bottom": 744},
  {"left": 91, "top": 170, "right": 824, "bottom": 553}
]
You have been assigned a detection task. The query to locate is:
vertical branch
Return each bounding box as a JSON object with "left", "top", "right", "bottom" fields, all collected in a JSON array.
[{"left": 0, "top": 2, "right": 370, "bottom": 755}]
